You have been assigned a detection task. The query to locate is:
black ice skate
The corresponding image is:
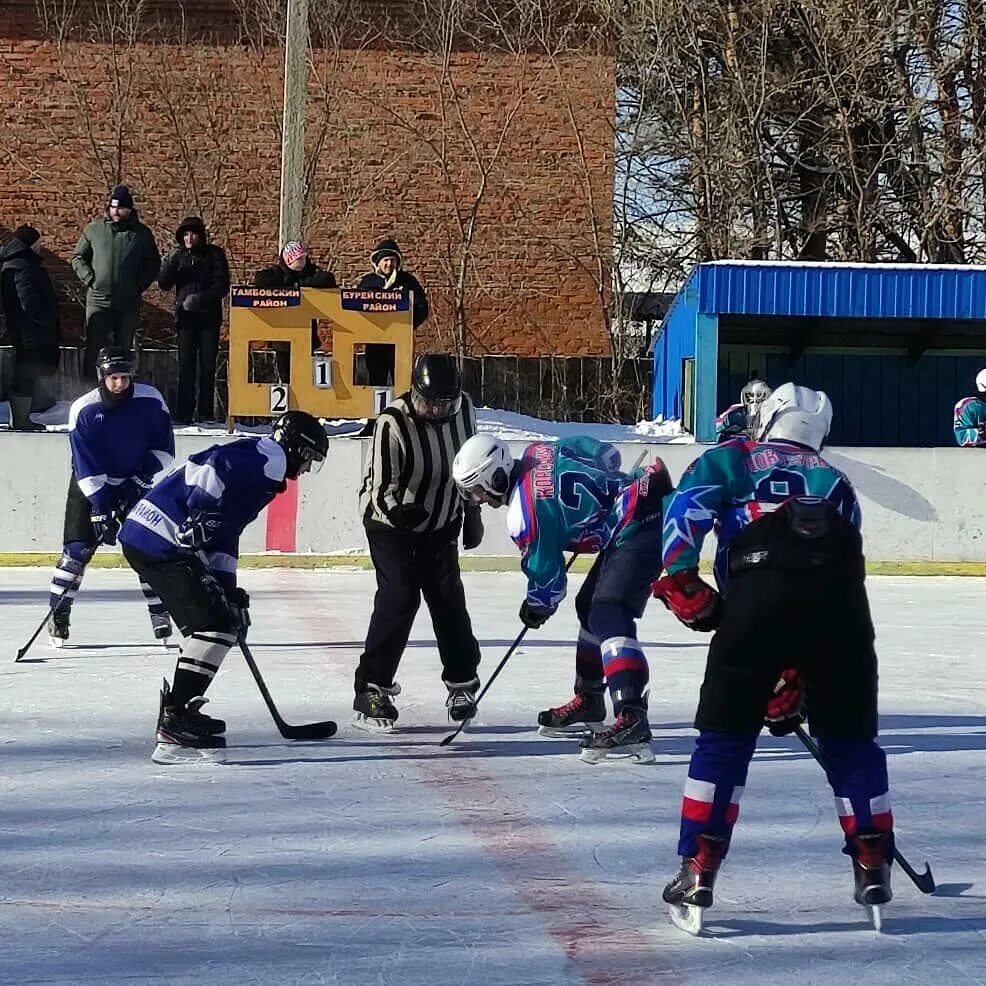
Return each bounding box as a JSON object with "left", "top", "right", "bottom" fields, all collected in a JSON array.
[
  {"left": 537, "top": 690, "right": 607, "bottom": 738},
  {"left": 445, "top": 678, "right": 479, "bottom": 723},
  {"left": 663, "top": 833, "right": 727, "bottom": 936},
  {"left": 152, "top": 679, "right": 226, "bottom": 765},
  {"left": 579, "top": 704, "right": 654, "bottom": 763},
  {"left": 352, "top": 683, "right": 400, "bottom": 733},
  {"left": 150, "top": 612, "right": 173, "bottom": 643},
  {"left": 849, "top": 832, "right": 893, "bottom": 931},
  {"left": 47, "top": 609, "right": 70, "bottom": 649}
]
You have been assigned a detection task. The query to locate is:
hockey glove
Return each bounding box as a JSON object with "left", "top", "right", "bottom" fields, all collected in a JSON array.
[
  {"left": 119, "top": 475, "right": 153, "bottom": 515},
  {"left": 764, "top": 668, "right": 805, "bottom": 736},
  {"left": 519, "top": 600, "right": 554, "bottom": 629},
  {"left": 175, "top": 510, "right": 224, "bottom": 550},
  {"left": 90, "top": 512, "right": 121, "bottom": 546},
  {"left": 462, "top": 506, "right": 484, "bottom": 550},
  {"left": 226, "top": 586, "right": 251, "bottom": 635},
  {"left": 390, "top": 503, "right": 429, "bottom": 530},
  {"left": 652, "top": 569, "right": 722, "bottom": 632}
]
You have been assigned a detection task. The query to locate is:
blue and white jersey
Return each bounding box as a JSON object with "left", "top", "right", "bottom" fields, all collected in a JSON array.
[
  {"left": 69, "top": 384, "right": 174, "bottom": 514},
  {"left": 119, "top": 437, "right": 287, "bottom": 591}
]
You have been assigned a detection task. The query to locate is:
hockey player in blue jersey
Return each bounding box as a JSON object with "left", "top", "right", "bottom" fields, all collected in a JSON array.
[
  {"left": 118, "top": 410, "right": 329, "bottom": 763},
  {"left": 715, "top": 376, "right": 771, "bottom": 442},
  {"left": 953, "top": 369, "right": 986, "bottom": 446},
  {"left": 652, "top": 383, "right": 895, "bottom": 932},
  {"left": 47, "top": 347, "right": 175, "bottom": 647},
  {"left": 452, "top": 434, "right": 672, "bottom": 763}
]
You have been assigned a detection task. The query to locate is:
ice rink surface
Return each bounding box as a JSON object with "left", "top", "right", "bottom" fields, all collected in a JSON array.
[{"left": 1, "top": 568, "right": 984, "bottom": 986}]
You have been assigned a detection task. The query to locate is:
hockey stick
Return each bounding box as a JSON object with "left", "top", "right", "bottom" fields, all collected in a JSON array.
[
  {"left": 238, "top": 636, "right": 338, "bottom": 740},
  {"left": 15, "top": 546, "right": 99, "bottom": 663},
  {"left": 794, "top": 724, "right": 936, "bottom": 894},
  {"left": 440, "top": 552, "right": 581, "bottom": 747}
]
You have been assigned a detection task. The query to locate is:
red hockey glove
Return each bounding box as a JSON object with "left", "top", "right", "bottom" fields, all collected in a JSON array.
[
  {"left": 652, "top": 569, "right": 722, "bottom": 632},
  {"left": 764, "top": 668, "right": 805, "bottom": 736}
]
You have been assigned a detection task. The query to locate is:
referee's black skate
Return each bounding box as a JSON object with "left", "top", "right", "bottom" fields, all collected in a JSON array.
[
  {"left": 445, "top": 678, "right": 479, "bottom": 723},
  {"left": 47, "top": 610, "right": 70, "bottom": 648},
  {"left": 579, "top": 704, "right": 654, "bottom": 763},
  {"left": 352, "top": 683, "right": 400, "bottom": 733},
  {"left": 152, "top": 679, "right": 226, "bottom": 764},
  {"left": 663, "top": 833, "right": 727, "bottom": 936},
  {"left": 849, "top": 832, "right": 893, "bottom": 931},
  {"left": 537, "top": 690, "right": 606, "bottom": 737}
]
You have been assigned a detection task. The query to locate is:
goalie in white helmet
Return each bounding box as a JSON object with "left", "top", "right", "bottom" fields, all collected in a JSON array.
[
  {"left": 952, "top": 368, "right": 986, "bottom": 446},
  {"left": 653, "top": 382, "right": 896, "bottom": 932},
  {"left": 715, "top": 375, "right": 772, "bottom": 442}
]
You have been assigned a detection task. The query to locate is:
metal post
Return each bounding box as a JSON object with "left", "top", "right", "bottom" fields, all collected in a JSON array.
[{"left": 279, "top": 0, "right": 309, "bottom": 248}]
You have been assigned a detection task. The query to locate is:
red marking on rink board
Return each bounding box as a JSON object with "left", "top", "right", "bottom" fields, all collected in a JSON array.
[
  {"left": 264, "top": 478, "right": 299, "bottom": 552},
  {"left": 418, "top": 760, "right": 684, "bottom": 986}
]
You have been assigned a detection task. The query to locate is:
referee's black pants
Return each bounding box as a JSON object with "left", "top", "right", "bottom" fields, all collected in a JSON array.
[{"left": 355, "top": 519, "right": 481, "bottom": 694}]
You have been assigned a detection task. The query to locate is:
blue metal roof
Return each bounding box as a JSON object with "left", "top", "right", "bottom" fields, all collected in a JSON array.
[{"left": 695, "top": 260, "right": 986, "bottom": 320}]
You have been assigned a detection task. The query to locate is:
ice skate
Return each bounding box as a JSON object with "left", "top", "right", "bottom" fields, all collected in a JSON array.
[
  {"left": 152, "top": 679, "right": 226, "bottom": 764},
  {"left": 849, "top": 832, "right": 893, "bottom": 931},
  {"left": 150, "top": 612, "right": 173, "bottom": 643},
  {"left": 445, "top": 678, "right": 479, "bottom": 723},
  {"left": 663, "top": 834, "right": 726, "bottom": 936},
  {"left": 579, "top": 704, "right": 654, "bottom": 763},
  {"left": 537, "top": 689, "right": 607, "bottom": 738},
  {"left": 47, "top": 610, "right": 70, "bottom": 649},
  {"left": 352, "top": 683, "right": 400, "bottom": 733}
]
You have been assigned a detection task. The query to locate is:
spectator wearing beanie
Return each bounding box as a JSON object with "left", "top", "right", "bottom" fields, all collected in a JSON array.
[
  {"left": 72, "top": 184, "right": 161, "bottom": 378},
  {"left": 158, "top": 217, "right": 231, "bottom": 425},
  {"left": 252, "top": 241, "right": 337, "bottom": 289},
  {"left": 357, "top": 238, "right": 429, "bottom": 386},
  {"left": 0, "top": 225, "right": 61, "bottom": 431}
]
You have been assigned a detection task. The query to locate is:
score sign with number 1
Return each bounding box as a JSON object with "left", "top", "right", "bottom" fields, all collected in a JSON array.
[{"left": 269, "top": 384, "right": 289, "bottom": 414}]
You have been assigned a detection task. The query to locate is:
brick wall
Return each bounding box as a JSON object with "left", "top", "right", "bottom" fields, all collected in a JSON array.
[{"left": 0, "top": 0, "right": 614, "bottom": 356}]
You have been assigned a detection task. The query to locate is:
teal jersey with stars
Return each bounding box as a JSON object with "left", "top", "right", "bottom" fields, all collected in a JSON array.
[
  {"left": 953, "top": 396, "right": 986, "bottom": 447},
  {"left": 505, "top": 437, "right": 653, "bottom": 610},
  {"left": 662, "top": 437, "right": 860, "bottom": 589}
]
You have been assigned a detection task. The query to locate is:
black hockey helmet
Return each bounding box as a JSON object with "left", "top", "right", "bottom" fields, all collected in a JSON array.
[
  {"left": 271, "top": 410, "right": 329, "bottom": 479},
  {"left": 410, "top": 353, "right": 461, "bottom": 421},
  {"left": 96, "top": 346, "right": 133, "bottom": 380}
]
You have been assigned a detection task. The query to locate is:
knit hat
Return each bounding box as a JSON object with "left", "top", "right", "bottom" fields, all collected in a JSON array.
[
  {"left": 175, "top": 216, "right": 207, "bottom": 243},
  {"left": 281, "top": 241, "right": 308, "bottom": 266},
  {"left": 12, "top": 225, "right": 40, "bottom": 247},
  {"left": 370, "top": 238, "right": 403, "bottom": 268},
  {"left": 108, "top": 185, "right": 134, "bottom": 209}
]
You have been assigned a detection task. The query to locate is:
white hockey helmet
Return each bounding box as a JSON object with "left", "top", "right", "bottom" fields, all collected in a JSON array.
[
  {"left": 976, "top": 369, "right": 986, "bottom": 393},
  {"left": 740, "top": 378, "right": 772, "bottom": 431},
  {"left": 756, "top": 382, "right": 833, "bottom": 451},
  {"left": 452, "top": 435, "right": 514, "bottom": 507}
]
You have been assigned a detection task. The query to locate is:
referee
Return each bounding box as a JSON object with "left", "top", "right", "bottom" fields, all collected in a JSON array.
[{"left": 354, "top": 353, "right": 484, "bottom": 731}]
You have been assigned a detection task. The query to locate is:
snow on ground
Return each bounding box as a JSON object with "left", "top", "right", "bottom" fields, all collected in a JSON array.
[
  {"left": 1, "top": 569, "right": 984, "bottom": 985},
  {"left": 0, "top": 400, "right": 693, "bottom": 443}
]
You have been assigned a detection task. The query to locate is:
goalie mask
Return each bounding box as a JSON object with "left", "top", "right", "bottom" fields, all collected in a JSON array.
[
  {"left": 740, "top": 378, "right": 772, "bottom": 433},
  {"left": 452, "top": 435, "right": 514, "bottom": 507}
]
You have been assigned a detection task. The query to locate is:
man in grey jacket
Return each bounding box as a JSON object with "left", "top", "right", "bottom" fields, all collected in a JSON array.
[{"left": 72, "top": 185, "right": 160, "bottom": 377}]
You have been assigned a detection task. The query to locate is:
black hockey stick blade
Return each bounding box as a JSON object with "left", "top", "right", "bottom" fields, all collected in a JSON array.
[
  {"left": 239, "top": 637, "right": 337, "bottom": 741},
  {"left": 793, "top": 725, "right": 935, "bottom": 894}
]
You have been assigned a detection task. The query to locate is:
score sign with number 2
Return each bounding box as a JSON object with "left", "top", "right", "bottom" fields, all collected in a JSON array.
[{"left": 269, "top": 385, "right": 289, "bottom": 413}]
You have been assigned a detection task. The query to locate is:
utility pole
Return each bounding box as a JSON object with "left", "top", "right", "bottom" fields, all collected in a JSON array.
[{"left": 279, "top": 0, "right": 309, "bottom": 248}]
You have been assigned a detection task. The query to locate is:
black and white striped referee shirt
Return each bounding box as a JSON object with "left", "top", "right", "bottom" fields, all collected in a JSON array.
[{"left": 359, "top": 392, "right": 477, "bottom": 532}]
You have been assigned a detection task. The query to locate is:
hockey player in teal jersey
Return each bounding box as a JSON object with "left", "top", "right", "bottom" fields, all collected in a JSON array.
[
  {"left": 953, "top": 369, "right": 986, "bottom": 446},
  {"left": 715, "top": 377, "right": 771, "bottom": 442},
  {"left": 452, "top": 434, "right": 672, "bottom": 763},
  {"left": 653, "top": 384, "right": 895, "bottom": 932}
]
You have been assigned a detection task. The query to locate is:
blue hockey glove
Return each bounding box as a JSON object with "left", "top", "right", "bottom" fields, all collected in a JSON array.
[{"left": 175, "top": 510, "right": 223, "bottom": 550}]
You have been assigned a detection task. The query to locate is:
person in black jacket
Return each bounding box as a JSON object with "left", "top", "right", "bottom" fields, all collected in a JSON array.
[
  {"left": 158, "top": 217, "right": 231, "bottom": 425},
  {"left": 252, "top": 241, "right": 337, "bottom": 289},
  {"left": 0, "top": 226, "right": 60, "bottom": 431},
  {"left": 358, "top": 239, "right": 429, "bottom": 386}
]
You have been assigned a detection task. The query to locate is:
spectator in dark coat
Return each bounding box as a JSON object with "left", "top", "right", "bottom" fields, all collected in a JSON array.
[
  {"left": 253, "top": 241, "right": 337, "bottom": 289},
  {"left": 158, "top": 216, "right": 231, "bottom": 425},
  {"left": 72, "top": 184, "right": 160, "bottom": 378},
  {"left": 358, "top": 238, "right": 429, "bottom": 386},
  {"left": 0, "top": 226, "right": 60, "bottom": 431}
]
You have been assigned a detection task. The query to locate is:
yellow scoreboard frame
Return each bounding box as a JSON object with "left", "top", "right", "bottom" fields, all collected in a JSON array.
[{"left": 226, "top": 285, "right": 414, "bottom": 430}]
